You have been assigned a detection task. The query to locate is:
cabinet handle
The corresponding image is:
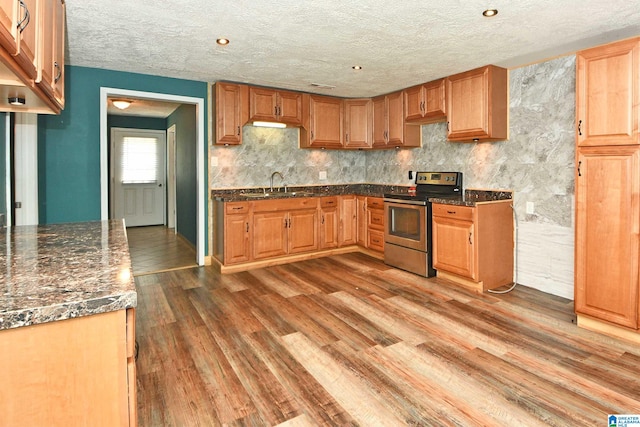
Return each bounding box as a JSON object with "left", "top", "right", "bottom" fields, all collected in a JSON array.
[
  {"left": 237, "top": 126, "right": 240, "bottom": 136},
  {"left": 321, "top": 215, "right": 324, "bottom": 224},
  {"left": 578, "top": 119, "right": 582, "bottom": 136},
  {"left": 446, "top": 121, "right": 450, "bottom": 132},
  {"left": 421, "top": 101, "right": 425, "bottom": 112},
  {"left": 54, "top": 62, "right": 62, "bottom": 83},
  {"left": 447, "top": 210, "right": 456, "bottom": 214},
  {"left": 345, "top": 133, "right": 349, "bottom": 143},
  {"left": 577, "top": 160, "right": 582, "bottom": 177},
  {"left": 232, "top": 206, "right": 243, "bottom": 210},
  {"left": 17, "top": 0, "right": 30, "bottom": 33},
  {"left": 246, "top": 222, "right": 249, "bottom": 233},
  {"left": 469, "top": 232, "right": 473, "bottom": 245}
]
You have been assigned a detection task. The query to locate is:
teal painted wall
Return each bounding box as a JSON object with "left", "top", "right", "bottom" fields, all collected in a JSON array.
[
  {"left": 107, "top": 115, "right": 167, "bottom": 132},
  {"left": 0, "top": 113, "right": 5, "bottom": 217},
  {"left": 167, "top": 104, "right": 197, "bottom": 246},
  {"left": 37, "top": 66, "right": 207, "bottom": 246}
]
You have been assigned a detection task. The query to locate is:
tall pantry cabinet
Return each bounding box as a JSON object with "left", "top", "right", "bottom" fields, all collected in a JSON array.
[{"left": 574, "top": 37, "right": 640, "bottom": 341}]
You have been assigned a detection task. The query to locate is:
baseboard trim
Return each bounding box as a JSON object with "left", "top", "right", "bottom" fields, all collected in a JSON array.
[{"left": 577, "top": 314, "right": 640, "bottom": 344}]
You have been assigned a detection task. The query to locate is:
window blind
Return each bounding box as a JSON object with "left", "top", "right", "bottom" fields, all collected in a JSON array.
[{"left": 120, "top": 136, "right": 158, "bottom": 184}]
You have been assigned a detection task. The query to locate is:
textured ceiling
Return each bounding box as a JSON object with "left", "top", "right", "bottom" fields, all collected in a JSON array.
[{"left": 66, "top": 0, "right": 640, "bottom": 99}]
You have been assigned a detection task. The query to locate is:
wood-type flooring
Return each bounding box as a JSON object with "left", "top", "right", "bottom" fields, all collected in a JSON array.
[
  {"left": 135, "top": 253, "right": 640, "bottom": 426},
  {"left": 127, "top": 225, "right": 197, "bottom": 275}
]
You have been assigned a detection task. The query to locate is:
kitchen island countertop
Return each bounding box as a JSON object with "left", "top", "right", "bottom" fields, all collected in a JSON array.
[{"left": 0, "top": 220, "right": 136, "bottom": 331}]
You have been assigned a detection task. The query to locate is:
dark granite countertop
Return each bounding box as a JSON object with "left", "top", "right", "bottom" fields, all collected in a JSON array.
[
  {"left": 212, "top": 183, "right": 405, "bottom": 202},
  {"left": 0, "top": 220, "right": 137, "bottom": 331},
  {"left": 430, "top": 189, "right": 513, "bottom": 207}
]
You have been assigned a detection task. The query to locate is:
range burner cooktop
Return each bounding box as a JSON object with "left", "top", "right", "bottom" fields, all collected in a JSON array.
[{"left": 384, "top": 172, "right": 463, "bottom": 202}]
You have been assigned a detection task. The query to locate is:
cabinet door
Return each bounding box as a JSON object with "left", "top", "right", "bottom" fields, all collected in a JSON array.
[
  {"left": 344, "top": 99, "right": 371, "bottom": 149},
  {"left": 386, "top": 91, "right": 404, "bottom": 146},
  {"left": 0, "top": 0, "right": 17, "bottom": 54},
  {"left": 372, "top": 95, "right": 387, "bottom": 147},
  {"left": 288, "top": 208, "right": 318, "bottom": 254},
  {"left": 308, "top": 95, "right": 343, "bottom": 148},
  {"left": 253, "top": 211, "right": 288, "bottom": 259},
  {"left": 423, "top": 78, "right": 446, "bottom": 120},
  {"left": 403, "top": 84, "right": 425, "bottom": 122},
  {"left": 575, "top": 146, "right": 640, "bottom": 328},
  {"left": 432, "top": 215, "right": 476, "bottom": 280},
  {"left": 14, "top": 0, "right": 37, "bottom": 79},
  {"left": 357, "top": 196, "right": 367, "bottom": 246},
  {"left": 339, "top": 195, "right": 357, "bottom": 246},
  {"left": 224, "top": 213, "right": 251, "bottom": 264},
  {"left": 249, "top": 87, "right": 278, "bottom": 122},
  {"left": 51, "top": 0, "right": 64, "bottom": 105},
  {"left": 215, "top": 82, "right": 248, "bottom": 145},
  {"left": 577, "top": 38, "right": 639, "bottom": 147},
  {"left": 277, "top": 90, "right": 303, "bottom": 125},
  {"left": 319, "top": 205, "right": 339, "bottom": 249}
]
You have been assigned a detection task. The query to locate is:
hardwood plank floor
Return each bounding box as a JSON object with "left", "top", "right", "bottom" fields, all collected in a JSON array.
[
  {"left": 135, "top": 252, "right": 640, "bottom": 426},
  {"left": 127, "top": 225, "right": 197, "bottom": 275}
]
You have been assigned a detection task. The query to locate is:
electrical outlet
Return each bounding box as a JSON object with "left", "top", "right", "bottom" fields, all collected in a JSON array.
[
  {"left": 210, "top": 156, "right": 218, "bottom": 167},
  {"left": 526, "top": 202, "right": 534, "bottom": 214},
  {"left": 319, "top": 171, "right": 327, "bottom": 180}
]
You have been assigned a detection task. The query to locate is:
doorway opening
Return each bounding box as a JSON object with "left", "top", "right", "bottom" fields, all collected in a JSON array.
[{"left": 99, "top": 87, "right": 205, "bottom": 266}]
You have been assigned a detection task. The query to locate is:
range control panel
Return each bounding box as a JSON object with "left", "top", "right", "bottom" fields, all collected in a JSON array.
[{"left": 415, "top": 172, "right": 462, "bottom": 186}]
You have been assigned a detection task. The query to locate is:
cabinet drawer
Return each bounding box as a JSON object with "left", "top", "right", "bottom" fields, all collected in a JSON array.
[
  {"left": 368, "top": 229, "right": 384, "bottom": 252},
  {"left": 226, "top": 202, "right": 250, "bottom": 214},
  {"left": 320, "top": 196, "right": 338, "bottom": 208},
  {"left": 367, "top": 197, "right": 384, "bottom": 210},
  {"left": 432, "top": 203, "right": 474, "bottom": 221},
  {"left": 368, "top": 209, "right": 385, "bottom": 230},
  {"left": 253, "top": 197, "right": 318, "bottom": 212}
]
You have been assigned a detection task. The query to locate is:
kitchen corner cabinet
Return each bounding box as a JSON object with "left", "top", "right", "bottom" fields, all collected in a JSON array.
[
  {"left": 249, "top": 86, "right": 303, "bottom": 125},
  {"left": 576, "top": 38, "right": 639, "bottom": 147},
  {"left": 339, "top": 195, "right": 357, "bottom": 246},
  {"left": 404, "top": 78, "right": 447, "bottom": 124},
  {"left": 432, "top": 201, "right": 513, "bottom": 291},
  {"left": 319, "top": 196, "right": 339, "bottom": 249},
  {"left": 253, "top": 198, "right": 318, "bottom": 259},
  {"left": 0, "top": 309, "right": 137, "bottom": 426},
  {"left": 213, "top": 82, "right": 249, "bottom": 145},
  {"left": 302, "top": 94, "right": 344, "bottom": 149},
  {"left": 344, "top": 98, "right": 372, "bottom": 149},
  {"left": 446, "top": 65, "right": 508, "bottom": 142},
  {"left": 575, "top": 146, "right": 640, "bottom": 330}
]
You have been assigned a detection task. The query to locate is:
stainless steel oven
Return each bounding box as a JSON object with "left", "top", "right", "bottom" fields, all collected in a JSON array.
[{"left": 384, "top": 172, "right": 462, "bottom": 277}]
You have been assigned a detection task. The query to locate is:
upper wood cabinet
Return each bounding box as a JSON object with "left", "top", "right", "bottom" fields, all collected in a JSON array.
[
  {"left": 0, "top": 0, "right": 65, "bottom": 113},
  {"left": 213, "top": 82, "right": 249, "bottom": 146},
  {"left": 404, "top": 78, "right": 446, "bottom": 124},
  {"left": 343, "top": 98, "right": 372, "bottom": 149},
  {"left": 372, "top": 91, "right": 412, "bottom": 148},
  {"left": 301, "top": 94, "right": 343, "bottom": 149},
  {"left": 576, "top": 37, "right": 639, "bottom": 147},
  {"left": 37, "top": 0, "right": 65, "bottom": 107},
  {"left": 446, "top": 65, "right": 508, "bottom": 142},
  {"left": 249, "top": 87, "right": 303, "bottom": 126}
]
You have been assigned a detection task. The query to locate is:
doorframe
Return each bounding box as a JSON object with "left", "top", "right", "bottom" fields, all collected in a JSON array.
[
  {"left": 166, "top": 124, "right": 177, "bottom": 230},
  {"left": 100, "top": 87, "right": 205, "bottom": 266}
]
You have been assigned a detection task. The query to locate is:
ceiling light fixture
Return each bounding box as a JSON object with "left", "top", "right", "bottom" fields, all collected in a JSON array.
[
  {"left": 216, "top": 38, "right": 230, "bottom": 45},
  {"left": 352, "top": 65, "right": 362, "bottom": 70},
  {"left": 112, "top": 99, "right": 132, "bottom": 110},
  {"left": 8, "top": 96, "right": 25, "bottom": 106},
  {"left": 482, "top": 9, "right": 498, "bottom": 17},
  {"left": 253, "top": 121, "right": 286, "bottom": 129}
]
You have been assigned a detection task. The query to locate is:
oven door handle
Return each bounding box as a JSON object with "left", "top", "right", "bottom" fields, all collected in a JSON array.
[{"left": 383, "top": 198, "right": 428, "bottom": 206}]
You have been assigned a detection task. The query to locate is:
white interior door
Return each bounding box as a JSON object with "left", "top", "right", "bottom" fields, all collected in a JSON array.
[
  {"left": 112, "top": 128, "right": 166, "bottom": 227},
  {"left": 166, "top": 124, "right": 176, "bottom": 230},
  {"left": 14, "top": 113, "right": 38, "bottom": 226}
]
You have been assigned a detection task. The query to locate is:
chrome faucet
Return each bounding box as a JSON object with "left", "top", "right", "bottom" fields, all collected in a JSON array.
[{"left": 270, "top": 171, "right": 284, "bottom": 192}]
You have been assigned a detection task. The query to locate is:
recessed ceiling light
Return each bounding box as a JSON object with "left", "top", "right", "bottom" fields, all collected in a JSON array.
[
  {"left": 8, "top": 96, "right": 25, "bottom": 106},
  {"left": 352, "top": 65, "right": 362, "bottom": 70},
  {"left": 310, "top": 83, "right": 336, "bottom": 90},
  {"left": 482, "top": 9, "right": 498, "bottom": 17},
  {"left": 216, "top": 38, "right": 230, "bottom": 45}
]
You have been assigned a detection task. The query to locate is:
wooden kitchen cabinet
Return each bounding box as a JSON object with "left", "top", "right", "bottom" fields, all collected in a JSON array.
[
  {"left": 372, "top": 91, "right": 406, "bottom": 148},
  {"left": 446, "top": 65, "right": 508, "bottom": 142},
  {"left": 249, "top": 86, "right": 303, "bottom": 125},
  {"left": 576, "top": 37, "right": 639, "bottom": 147},
  {"left": 253, "top": 198, "right": 318, "bottom": 260},
  {"left": 339, "top": 195, "right": 357, "bottom": 246},
  {"left": 344, "top": 98, "right": 372, "bottom": 149},
  {"left": 319, "top": 196, "right": 339, "bottom": 249},
  {"left": 301, "top": 94, "right": 344, "bottom": 148},
  {"left": 357, "top": 195, "right": 367, "bottom": 247},
  {"left": 223, "top": 202, "right": 252, "bottom": 264},
  {"left": 0, "top": 0, "right": 17, "bottom": 54},
  {"left": 432, "top": 201, "right": 513, "bottom": 291},
  {"left": 404, "top": 78, "right": 447, "bottom": 124},
  {"left": 37, "top": 0, "right": 65, "bottom": 107},
  {"left": 213, "top": 82, "right": 249, "bottom": 145},
  {"left": 13, "top": 0, "right": 37, "bottom": 79},
  {"left": 0, "top": 309, "right": 137, "bottom": 426},
  {"left": 366, "top": 196, "right": 385, "bottom": 253},
  {"left": 575, "top": 146, "right": 640, "bottom": 330}
]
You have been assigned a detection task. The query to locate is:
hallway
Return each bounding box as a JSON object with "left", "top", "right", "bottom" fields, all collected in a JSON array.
[{"left": 126, "top": 226, "right": 197, "bottom": 275}]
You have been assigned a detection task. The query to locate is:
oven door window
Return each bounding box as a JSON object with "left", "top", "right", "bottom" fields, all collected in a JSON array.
[{"left": 389, "top": 206, "right": 421, "bottom": 240}]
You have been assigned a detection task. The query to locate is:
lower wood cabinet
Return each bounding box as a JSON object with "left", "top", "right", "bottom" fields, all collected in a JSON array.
[
  {"left": 319, "top": 196, "right": 339, "bottom": 249},
  {"left": 432, "top": 201, "right": 513, "bottom": 291},
  {"left": 0, "top": 309, "right": 137, "bottom": 426},
  {"left": 339, "top": 195, "right": 358, "bottom": 246},
  {"left": 366, "top": 196, "right": 385, "bottom": 253},
  {"left": 356, "top": 195, "right": 368, "bottom": 246}
]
